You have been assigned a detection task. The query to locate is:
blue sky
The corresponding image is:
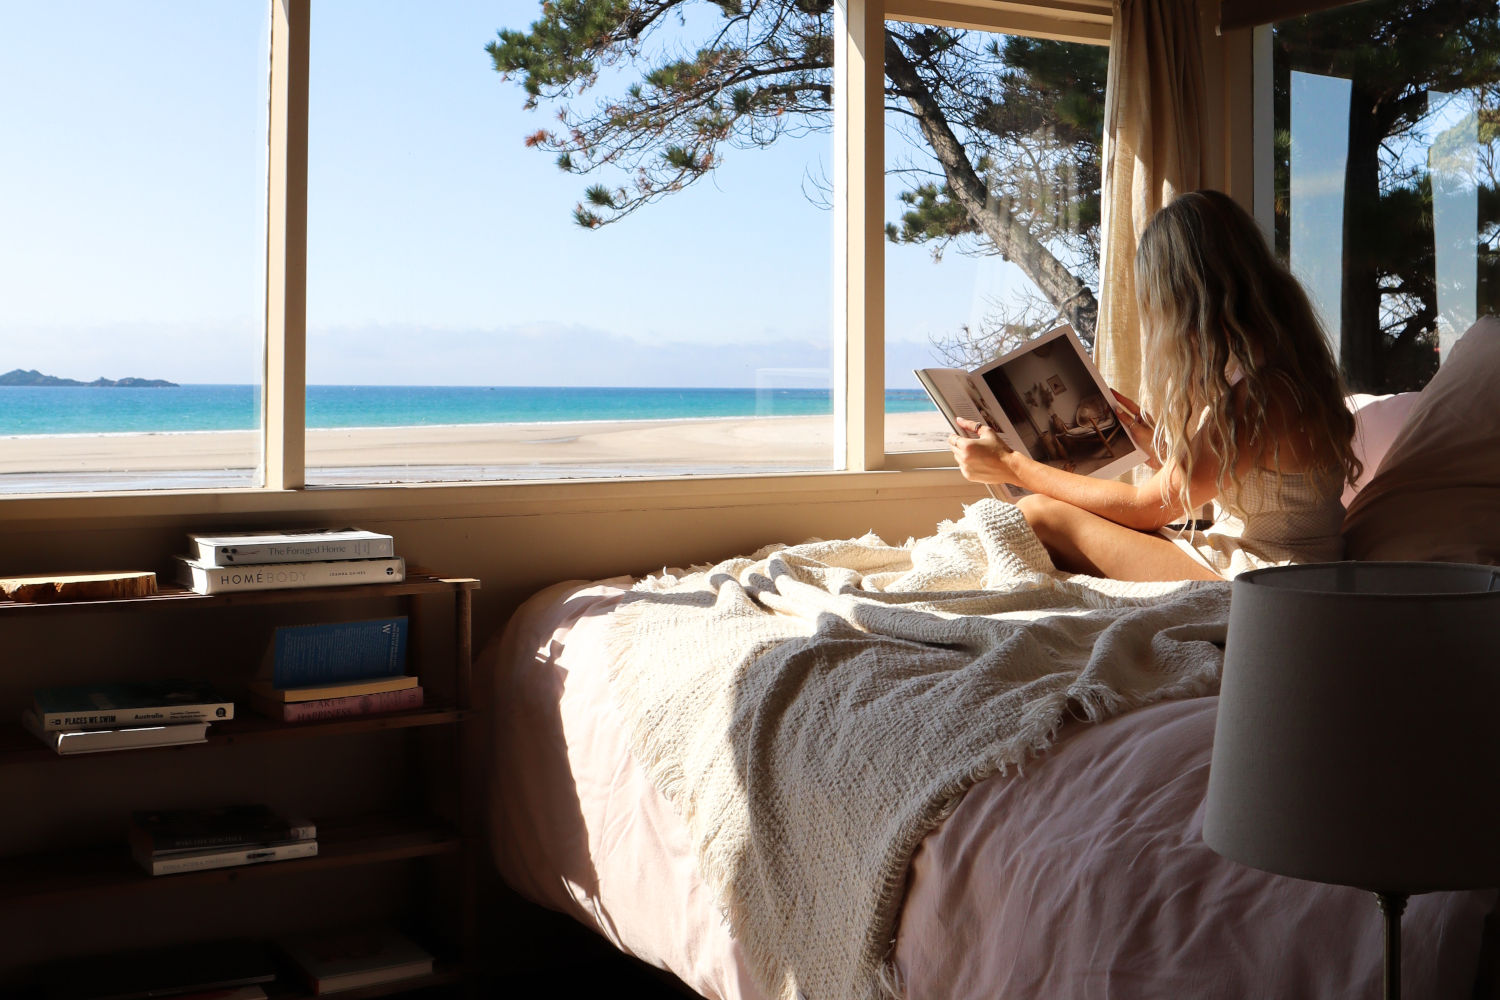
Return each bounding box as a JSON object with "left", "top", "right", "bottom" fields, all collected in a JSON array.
[{"left": 0, "top": 1, "right": 1018, "bottom": 388}]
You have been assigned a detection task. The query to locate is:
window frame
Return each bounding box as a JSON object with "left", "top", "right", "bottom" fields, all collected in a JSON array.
[{"left": 0, "top": 0, "right": 1113, "bottom": 522}]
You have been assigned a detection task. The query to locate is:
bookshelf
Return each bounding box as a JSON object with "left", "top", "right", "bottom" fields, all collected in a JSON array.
[{"left": 0, "top": 572, "right": 481, "bottom": 999}]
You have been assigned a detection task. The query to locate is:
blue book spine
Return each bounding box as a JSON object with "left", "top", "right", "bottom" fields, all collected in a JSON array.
[{"left": 272, "top": 617, "right": 408, "bottom": 688}]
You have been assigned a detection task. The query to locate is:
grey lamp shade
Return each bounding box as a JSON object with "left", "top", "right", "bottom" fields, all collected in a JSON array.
[{"left": 1203, "top": 561, "right": 1500, "bottom": 894}]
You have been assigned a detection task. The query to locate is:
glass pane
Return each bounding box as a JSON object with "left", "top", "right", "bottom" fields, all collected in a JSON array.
[
  {"left": 1273, "top": 1, "right": 1500, "bottom": 392},
  {"left": 883, "top": 24, "right": 1106, "bottom": 454},
  {"left": 305, "top": 1, "right": 834, "bottom": 484},
  {"left": 0, "top": 2, "right": 268, "bottom": 493}
]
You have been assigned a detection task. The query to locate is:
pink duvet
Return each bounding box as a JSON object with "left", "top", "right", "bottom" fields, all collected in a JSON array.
[{"left": 487, "top": 579, "right": 1495, "bottom": 1000}]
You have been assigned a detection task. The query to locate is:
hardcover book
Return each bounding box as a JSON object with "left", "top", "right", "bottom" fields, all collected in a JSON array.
[
  {"left": 188, "top": 527, "right": 395, "bottom": 565},
  {"left": 128, "top": 804, "right": 316, "bottom": 854},
  {"left": 915, "top": 324, "right": 1148, "bottom": 500},
  {"left": 268, "top": 616, "right": 408, "bottom": 688},
  {"left": 22, "top": 710, "right": 209, "bottom": 754},
  {"left": 277, "top": 925, "right": 434, "bottom": 994},
  {"left": 249, "top": 684, "right": 425, "bottom": 723},
  {"left": 248, "top": 674, "right": 419, "bottom": 704},
  {"left": 134, "top": 837, "right": 318, "bottom": 876},
  {"left": 32, "top": 678, "right": 234, "bottom": 731},
  {"left": 175, "top": 555, "right": 405, "bottom": 595}
]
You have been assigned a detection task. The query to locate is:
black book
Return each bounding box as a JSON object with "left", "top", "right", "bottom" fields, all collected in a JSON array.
[{"left": 128, "top": 804, "right": 315, "bottom": 855}]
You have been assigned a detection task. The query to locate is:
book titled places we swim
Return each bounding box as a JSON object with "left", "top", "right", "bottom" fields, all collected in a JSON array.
[
  {"left": 175, "top": 527, "right": 403, "bottom": 595},
  {"left": 915, "top": 324, "right": 1148, "bottom": 500}
]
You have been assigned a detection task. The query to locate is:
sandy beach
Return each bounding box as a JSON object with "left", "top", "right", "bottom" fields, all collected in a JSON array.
[{"left": 0, "top": 411, "right": 953, "bottom": 488}]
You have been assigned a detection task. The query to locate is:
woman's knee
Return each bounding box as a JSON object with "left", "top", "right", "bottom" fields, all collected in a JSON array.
[{"left": 1016, "top": 493, "right": 1065, "bottom": 532}]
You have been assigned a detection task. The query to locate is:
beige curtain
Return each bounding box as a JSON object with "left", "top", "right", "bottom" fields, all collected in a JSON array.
[{"left": 1094, "top": 0, "right": 1209, "bottom": 404}]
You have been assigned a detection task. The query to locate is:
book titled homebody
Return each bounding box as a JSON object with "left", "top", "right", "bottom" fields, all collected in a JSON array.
[
  {"left": 32, "top": 678, "right": 234, "bottom": 731},
  {"left": 915, "top": 324, "right": 1148, "bottom": 500},
  {"left": 174, "top": 556, "right": 405, "bottom": 595},
  {"left": 268, "top": 617, "right": 408, "bottom": 688},
  {"left": 188, "top": 527, "right": 395, "bottom": 565}
]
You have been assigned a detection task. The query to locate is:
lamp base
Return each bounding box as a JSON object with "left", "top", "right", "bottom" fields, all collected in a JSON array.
[{"left": 1375, "top": 890, "right": 1408, "bottom": 1000}]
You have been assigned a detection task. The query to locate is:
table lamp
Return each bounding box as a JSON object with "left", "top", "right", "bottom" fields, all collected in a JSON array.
[{"left": 1203, "top": 561, "right": 1500, "bottom": 1000}]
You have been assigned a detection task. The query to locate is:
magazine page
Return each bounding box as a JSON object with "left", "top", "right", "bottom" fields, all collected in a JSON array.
[
  {"left": 913, "top": 368, "right": 1009, "bottom": 436},
  {"left": 913, "top": 368, "right": 1027, "bottom": 501},
  {"left": 970, "top": 325, "right": 1148, "bottom": 481}
]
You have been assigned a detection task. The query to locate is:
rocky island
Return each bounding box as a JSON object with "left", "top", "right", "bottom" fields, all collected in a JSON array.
[{"left": 0, "top": 368, "right": 178, "bottom": 387}]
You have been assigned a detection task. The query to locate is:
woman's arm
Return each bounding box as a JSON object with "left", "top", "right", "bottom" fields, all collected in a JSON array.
[{"left": 950, "top": 418, "right": 1223, "bottom": 531}]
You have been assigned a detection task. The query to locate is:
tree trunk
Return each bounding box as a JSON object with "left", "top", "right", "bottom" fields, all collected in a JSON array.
[
  {"left": 885, "top": 37, "right": 1098, "bottom": 342},
  {"left": 1339, "top": 82, "right": 1383, "bottom": 392}
]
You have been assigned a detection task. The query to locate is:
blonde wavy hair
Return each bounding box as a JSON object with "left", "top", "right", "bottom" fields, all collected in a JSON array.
[{"left": 1134, "top": 190, "right": 1361, "bottom": 519}]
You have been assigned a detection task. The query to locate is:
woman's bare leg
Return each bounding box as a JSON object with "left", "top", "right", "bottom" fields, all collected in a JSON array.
[{"left": 1016, "top": 494, "right": 1223, "bottom": 582}]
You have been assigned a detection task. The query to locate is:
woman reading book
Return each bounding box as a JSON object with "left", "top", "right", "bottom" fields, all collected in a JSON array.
[{"left": 949, "top": 189, "right": 1361, "bottom": 581}]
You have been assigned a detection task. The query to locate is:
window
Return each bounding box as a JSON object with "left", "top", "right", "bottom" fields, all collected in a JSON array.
[
  {"left": 0, "top": 1, "right": 1112, "bottom": 498},
  {"left": 881, "top": 21, "right": 1107, "bottom": 456},
  {"left": 1272, "top": 0, "right": 1500, "bottom": 392},
  {"left": 303, "top": 0, "right": 835, "bottom": 485},
  {"left": 0, "top": 1, "right": 270, "bottom": 494}
]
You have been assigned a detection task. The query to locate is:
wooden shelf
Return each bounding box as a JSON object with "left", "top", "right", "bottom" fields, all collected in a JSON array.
[
  {"left": 0, "top": 706, "right": 472, "bottom": 765},
  {"left": 0, "top": 564, "right": 481, "bottom": 995},
  {"left": 0, "top": 572, "right": 479, "bottom": 616},
  {"left": 264, "top": 963, "right": 464, "bottom": 999},
  {"left": 0, "top": 815, "right": 460, "bottom": 903}
]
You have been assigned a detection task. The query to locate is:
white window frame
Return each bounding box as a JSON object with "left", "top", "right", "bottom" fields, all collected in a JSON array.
[{"left": 0, "top": 0, "right": 1111, "bottom": 523}]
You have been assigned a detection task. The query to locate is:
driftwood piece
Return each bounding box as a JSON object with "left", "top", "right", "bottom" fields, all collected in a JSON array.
[{"left": 0, "top": 571, "right": 158, "bottom": 603}]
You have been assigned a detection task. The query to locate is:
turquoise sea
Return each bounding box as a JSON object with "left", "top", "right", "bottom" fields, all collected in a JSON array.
[{"left": 0, "top": 385, "right": 937, "bottom": 436}]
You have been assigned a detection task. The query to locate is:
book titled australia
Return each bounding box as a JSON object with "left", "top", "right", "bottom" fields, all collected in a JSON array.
[
  {"left": 188, "top": 527, "right": 395, "bottom": 565},
  {"left": 32, "top": 678, "right": 234, "bottom": 731},
  {"left": 21, "top": 710, "right": 210, "bottom": 755},
  {"left": 175, "top": 555, "right": 405, "bottom": 595},
  {"left": 915, "top": 324, "right": 1148, "bottom": 500}
]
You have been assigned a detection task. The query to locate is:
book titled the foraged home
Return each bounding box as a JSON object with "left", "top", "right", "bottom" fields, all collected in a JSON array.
[
  {"left": 915, "top": 324, "right": 1147, "bottom": 500},
  {"left": 187, "top": 527, "right": 395, "bottom": 565}
]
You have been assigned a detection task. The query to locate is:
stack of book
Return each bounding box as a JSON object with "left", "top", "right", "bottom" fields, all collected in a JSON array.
[
  {"left": 128, "top": 804, "right": 318, "bottom": 876},
  {"left": 174, "top": 527, "right": 403, "bottom": 595},
  {"left": 21, "top": 679, "right": 234, "bottom": 755},
  {"left": 275, "top": 925, "right": 434, "bottom": 994},
  {"left": 247, "top": 616, "right": 422, "bottom": 722}
]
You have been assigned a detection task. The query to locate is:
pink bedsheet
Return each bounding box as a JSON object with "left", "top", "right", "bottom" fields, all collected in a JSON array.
[{"left": 487, "top": 579, "right": 1495, "bottom": 999}]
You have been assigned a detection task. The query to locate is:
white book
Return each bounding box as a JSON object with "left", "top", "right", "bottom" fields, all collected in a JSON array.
[
  {"left": 137, "top": 837, "right": 319, "bottom": 876},
  {"left": 188, "top": 527, "right": 395, "bottom": 566},
  {"left": 915, "top": 324, "right": 1148, "bottom": 500},
  {"left": 21, "top": 707, "right": 209, "bottom": 755},
  {"left": 175, "top": 555, "right": 405, "bottom": 595}
]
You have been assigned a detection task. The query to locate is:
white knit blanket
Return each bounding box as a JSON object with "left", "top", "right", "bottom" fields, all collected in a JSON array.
[{"left": 606, "top": 499, "right": 1230, "bottom": 1000}]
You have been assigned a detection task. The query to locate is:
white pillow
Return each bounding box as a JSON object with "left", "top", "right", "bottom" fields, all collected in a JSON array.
[{"left": 1342, "top": 391, "right": 1422, "bottom": 507}]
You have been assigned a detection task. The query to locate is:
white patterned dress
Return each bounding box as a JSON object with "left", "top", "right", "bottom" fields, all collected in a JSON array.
[{"left": 1162, "top": 466, "right": 1346, "bottom": 579}]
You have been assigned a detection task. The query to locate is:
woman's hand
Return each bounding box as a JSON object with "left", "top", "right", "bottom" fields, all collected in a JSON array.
[
  {"left": 949, "top": 417, "right": 1021, "bottom": 485},
  {"left": 1111, "top": 389, "right": 1161, "bottom": 468}
]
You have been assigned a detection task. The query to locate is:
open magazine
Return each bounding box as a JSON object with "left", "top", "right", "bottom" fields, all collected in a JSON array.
[{"left": 916, "top": 324, "right": 1148, "bottom": 500}]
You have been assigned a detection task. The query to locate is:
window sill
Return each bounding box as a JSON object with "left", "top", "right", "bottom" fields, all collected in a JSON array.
[{"left": 0, "top": 462, "right": 982, "bottom": 527}]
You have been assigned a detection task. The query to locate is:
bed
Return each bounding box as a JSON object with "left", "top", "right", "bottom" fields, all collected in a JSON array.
[{"left": 486, "top": 318, "right": 1500, "bottom": 1000}]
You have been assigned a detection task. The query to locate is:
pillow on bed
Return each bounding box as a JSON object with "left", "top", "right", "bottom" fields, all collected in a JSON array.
[
  {"left": 1342, "top": 391, "right": 1422, "bottom": 507},
  {"left": 1342, "top": 316, "right": 1500, "bottom": 564}
]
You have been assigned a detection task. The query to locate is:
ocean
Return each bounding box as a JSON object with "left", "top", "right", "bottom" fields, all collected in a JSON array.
[{"left": 0, "top": 384, "right": 937, "bottom": 436}]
